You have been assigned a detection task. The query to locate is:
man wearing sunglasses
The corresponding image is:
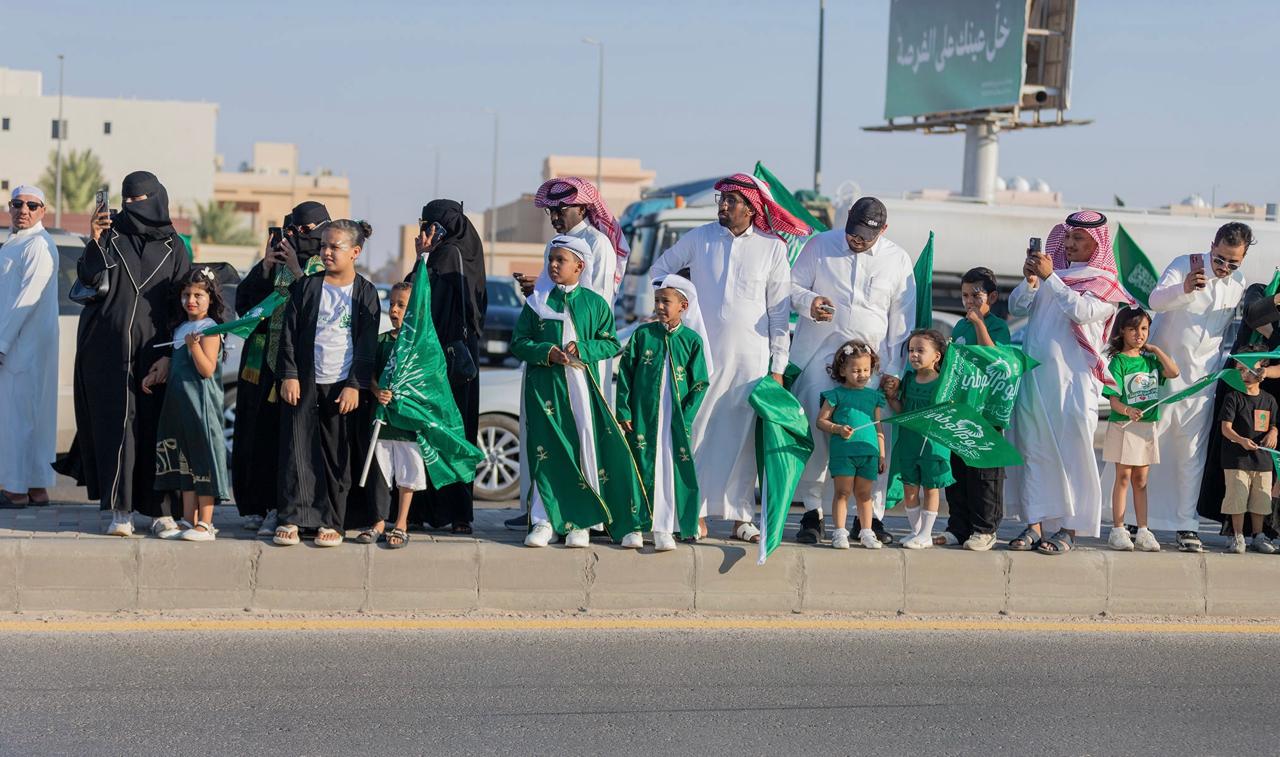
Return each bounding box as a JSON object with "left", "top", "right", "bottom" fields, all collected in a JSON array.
[
  {"left": 789, "top": 196, "right": 916, "bottom": 546},
  {"left": 1145, "top": 221, "right": 1253, "bottom": 552},
  {"left": 0, "top": 186, "right": 59, "bottom": 509}
]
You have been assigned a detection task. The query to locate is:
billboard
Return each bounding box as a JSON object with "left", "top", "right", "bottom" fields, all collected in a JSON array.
[{"left": 884, "top": 0, "right": 1027, "bottom": 119}]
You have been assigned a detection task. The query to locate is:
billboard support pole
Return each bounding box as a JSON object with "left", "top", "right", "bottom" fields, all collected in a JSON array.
[
  {"left": 813, "top": 0, "right": 824, "bottom": 194},
  {"left": 963, "top": 121, "right": 999, "bottom": 203}
]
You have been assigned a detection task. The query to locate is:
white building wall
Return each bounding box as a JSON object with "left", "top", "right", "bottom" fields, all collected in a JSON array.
[{"left": 0, "top": 90, "right": 217, "bottom": 215}]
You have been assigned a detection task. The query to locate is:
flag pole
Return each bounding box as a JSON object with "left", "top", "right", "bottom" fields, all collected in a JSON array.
[{"left": 358, "top": 419, "right": 386, "bottom": 487}]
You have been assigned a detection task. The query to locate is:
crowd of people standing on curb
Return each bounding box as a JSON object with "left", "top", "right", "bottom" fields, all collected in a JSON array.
[{"left": 0, "top": 169, "right": 1276, "bottom": 561}]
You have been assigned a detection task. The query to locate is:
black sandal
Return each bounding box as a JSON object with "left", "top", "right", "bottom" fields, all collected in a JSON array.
[
  {"left": 386, "top": 528, "right": 410, "bottom": 549},
  {"left": 1008, "top": 526, "right": 1040, "bottom": 551},
  {"left": 1037, "top": 529, "right": 1073, "bottom": 555},
  {"left": 356, "top": 527, "right": 383, "bottom": 544}
]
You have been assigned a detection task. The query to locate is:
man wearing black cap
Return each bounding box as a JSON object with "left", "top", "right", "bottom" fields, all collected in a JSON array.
[{"left": 789, "top": 197, "right": 917, "bottom": 547}]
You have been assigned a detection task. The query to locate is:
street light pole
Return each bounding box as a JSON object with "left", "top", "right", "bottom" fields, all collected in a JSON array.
[
  {"left": 583, "top": 37, "right": 604, "bottom": 190},
  {"left": 814, "top": 1, "right": 824, "bottom": 195},
  {"left": 55, "top": 54, "right": 65, "bottom": 228},
  {"left": 488, "top": 110, "right": 499, "bottom": 273},
  {"left": 433, "top": 146, "right": 440, "bottom": 199}
]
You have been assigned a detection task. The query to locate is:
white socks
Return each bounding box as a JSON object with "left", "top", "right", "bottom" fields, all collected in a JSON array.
[
  {"left": 918, "top": 510, "right": 938, "bottom": 540},
  {"left": 904, "top": 506, "right": 921, "bottom": 535}
]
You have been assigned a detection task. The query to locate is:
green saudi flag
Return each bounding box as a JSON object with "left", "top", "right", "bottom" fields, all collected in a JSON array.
[
  {"left": 752, "top": 161, "right": 826, "bottom": 265},
  {"left": 936, "top": 345, "right": 1039, "bottom": 429},
  {"left": 203, "top": 291, "right": 287, "bottom": 338},
  {"left": 1114, "top": 224, "right": 1159, "bottom": 310},
  {"left": 750, "top": 375, "right": 814, "bottom": 565},
  {"left": 376, "top": 257, "right": 484, "bottom": 487},
  {"left": 914, "top": 232, "right": 934, "bottom": 329},
  {"left": 1133, "top": 368, "right": 1247, "bottom": 422},
  {"left": 882, "top": 400, "right": 1024, "bottom": 468}
]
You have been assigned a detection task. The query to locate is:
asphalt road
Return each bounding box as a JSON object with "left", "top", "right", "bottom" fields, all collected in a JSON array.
[{"left": 0, "top": 620, "right": 1274, "bottom": 756}]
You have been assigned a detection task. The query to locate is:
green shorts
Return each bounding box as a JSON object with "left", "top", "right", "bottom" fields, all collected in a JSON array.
[
  {"left": 830, "top": 454, "right": 878, "bottom": 480},
  {"left": 899, "top": 457, "right": 955, "bottom": 489}
]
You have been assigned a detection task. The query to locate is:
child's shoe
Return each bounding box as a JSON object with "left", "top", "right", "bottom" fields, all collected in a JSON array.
[
  {"left": 524, "top": 522, "right": 554, "bottom": 548},
  {"left": 256, "top": 511, "right": 280, "bottom": 538},
  {"left": 653, "top": 532, "right": 677, "bottom": 552},
  {"left": 1228, "top": 534, "right": 1247, "bottom": 554},
  {"left": 964, "top": 532, "right": 997, "bottom": 552},
  {"left": 1133, "top": 528, "right": 1161, "bottom": 552},
  {"left": 621, "top": 531, "right": 644, "bottom": 549},
  {"left": 858, "top": 529, "right": 882, "bottom": 549},
  {"left": 1252, "top": 534, "right": 1277, "bottom": 554},
  {"left": 564, "top": 528, "right": 591, "bottom": 548},
  {"left": 105, "top": 512, "right": 134, "bottom": 537},
  {"left": 831, "top": 528, "right": 851, "bottom": 550},
  {"left": 150, "top": 516, "right": 179, "bottom": 539},
  {"left": 932, "top": 531, "right": 960, "bottom": 547},
  {"left": 900, "top": 533, "right": 932, "bottom": 550},
  {"left": 158, "top": 519, "right": 192, "bottom": 540},
  {"left": 1108, "top": 526, "right": 1135, "bottom": 551},
  {"left": 180, "top": 522, "right": 217, "bottom": 542}
]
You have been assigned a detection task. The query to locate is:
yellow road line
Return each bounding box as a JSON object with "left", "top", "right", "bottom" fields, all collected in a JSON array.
[{"left": 1, "top": 617, "right": 1278, "bottom": 634}]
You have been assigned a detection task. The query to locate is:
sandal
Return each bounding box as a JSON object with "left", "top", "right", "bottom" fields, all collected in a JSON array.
[
  {"left": 272, "top": 524, "right": 300, "bottom": 546},
  {"left": 451, "top": 522, "right": 473, "bottom": 534},
  {"left": 1037, "top": 529, "right": 1074, "bottom": 555},
  {"left": 386, "top": 528, "right": 410, "bottom": 549},
  {"left": 314, "top": 527, "right": 343, "bottom": 547},
  {"left": 1008, "top": 526, "right": 1040, "bottom": 551},
  {"left": 733, "top": 522, "right": 762, "bottom": 544},
  {"left": 356, "top": 527, "right": 383, "bottom": 544}
]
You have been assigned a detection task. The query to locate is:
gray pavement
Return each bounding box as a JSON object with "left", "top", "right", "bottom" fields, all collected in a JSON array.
[{"left": 0, "top": 624, "right": 1275, "bottom": 755}]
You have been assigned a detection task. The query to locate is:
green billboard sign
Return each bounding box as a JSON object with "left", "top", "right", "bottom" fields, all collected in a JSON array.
[{"left": 884, "top": 0, "right": 1027, "bottom": 119}]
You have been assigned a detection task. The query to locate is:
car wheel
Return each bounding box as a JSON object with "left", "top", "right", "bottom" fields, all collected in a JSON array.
[
  {"left": 223, "top": 384, "right": 237, "bottom": 455},
  {"left": 475, "top": 413, "right": 520, "bottom": 501}
]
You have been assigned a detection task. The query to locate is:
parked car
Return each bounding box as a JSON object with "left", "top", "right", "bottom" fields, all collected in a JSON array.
[
  {"left": 481, "top": 275, "right": 523, "bottom": 365},
  {"left": 475, "top": 368, "right": 521, "bottom": 501}
]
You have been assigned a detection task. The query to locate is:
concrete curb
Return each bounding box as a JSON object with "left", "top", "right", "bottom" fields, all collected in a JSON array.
[{"left": 3, "top": 538, "right": 1280, "bottom": 617}]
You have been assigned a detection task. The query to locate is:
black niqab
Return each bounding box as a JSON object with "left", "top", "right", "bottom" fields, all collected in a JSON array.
[
  {"left": 418, "top": 199, "right": 486, "bottom": 332},
  {"left": 290, "top": 201, "right": 330, "bottom": 259},
  {"left": 114, "top": 170, "right": 175, "bottom": 241}
]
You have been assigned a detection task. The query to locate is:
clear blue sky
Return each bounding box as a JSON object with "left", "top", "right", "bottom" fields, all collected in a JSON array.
[{"left": 7, "top": 0, "right": 1279, "bottom": 267}]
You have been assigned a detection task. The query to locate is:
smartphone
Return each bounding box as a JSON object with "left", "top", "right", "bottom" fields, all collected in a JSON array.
[
  {"left": 1190, "top": 253, "right": 1206, "bottom": 288},
  {"left": 94, "top": 187, "right": 109, "bottom": 217},
  {"left": 1028, "top": 237, "right": 1042, "bottom": 255},
  {"left": 267, "top": 226, "right": 283, "bottom": 251},
  {"left": 817, "top": 304, "right": 836, "bottom": 314},
  {"left": 420, "top": 221, "right": 448, "bottom": 242}
]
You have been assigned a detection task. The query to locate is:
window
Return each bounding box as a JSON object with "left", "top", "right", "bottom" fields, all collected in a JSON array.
[
  {"left": 51, "top": 119, "right": 67, "bottom": 139},
  {"left": 103, "top": 121, "right": 112, "bottom": 135},
  {"left": 0, "top": 180, "right": 8, "bottom": 191},
  {"left": 1, "top": 118, "right": 9, "bottom": 131}
]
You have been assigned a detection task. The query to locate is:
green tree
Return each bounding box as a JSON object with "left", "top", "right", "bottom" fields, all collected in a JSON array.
[
  {"left": 39, "top": 148, "right": 108, "bottom": 214},
  {"left": 192, "top": 200, "right": 257, "bottom": 246}
]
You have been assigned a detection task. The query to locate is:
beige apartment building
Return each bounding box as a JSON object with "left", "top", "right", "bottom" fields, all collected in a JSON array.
[
  {"left": 387, "top": 154, "right": 655, "bottom": 281},
  {"left": 213, "top": 142, "right": 350, "bottom": 240}
]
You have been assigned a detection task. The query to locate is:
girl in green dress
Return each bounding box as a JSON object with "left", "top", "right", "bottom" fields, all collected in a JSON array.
[{"left": 148, "top": 268, "right": 229, "bottom": 542}]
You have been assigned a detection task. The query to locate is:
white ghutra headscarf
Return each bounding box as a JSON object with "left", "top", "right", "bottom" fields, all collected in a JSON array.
[
  {"left": 526, "top": 234, "right": 594, "bottom": 323},
  {"left": 654, "top": 273, "right": 713, "bottom": 375}
]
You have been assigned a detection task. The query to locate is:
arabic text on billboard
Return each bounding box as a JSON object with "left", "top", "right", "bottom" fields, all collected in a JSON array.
[{"left": 885, "top": 0, "right": 1025, "bottom": 120}]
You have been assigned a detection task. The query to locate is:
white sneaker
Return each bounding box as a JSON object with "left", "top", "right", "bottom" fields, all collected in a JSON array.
[
  {"left": 964, "top": 532, "right": 997, "bottom": 552},
  {"left": 106, "top": 513, "right": 134, "bottom": 537},
  {"left": 150, "top": 516, "right": 183, "bottom": 539},
  {"left": 1108, "top": 526, "right": 1135, "bottom": 551},
  {"left": 1253, "top": 534, "right": 1278, "bottom": 554},
  {"left": 564, "top": 528, "right": 590, "bottom": 548},
  {"left": 621, "top": 531, "right": 644, "bottom": 549},
  {"left": 653, "top": 532, "right": 677, "bottom": 552},
  {"left": 524, "top": 521, "right": 554, "bottom": 548},
  {"left": 900, "top": 533, "right": 932, "bottom": 550},
  {"left": 1228, "top": 534, "right": 1247, "bottom": 554},
  {"left": 859, "top": 529, "right": 882, "bottom": 549},
  {"left": 1134, "top": 528, "right": 1161, "bottom": 552},
  {"left": 180, "top": 522, "right": 217, "bottom": 542},
  {"left": 256, "top": 511, "right": 279, "bottom": 538},
  {"left": 831, "top": 528, "right": 851, "bottom": 549}
]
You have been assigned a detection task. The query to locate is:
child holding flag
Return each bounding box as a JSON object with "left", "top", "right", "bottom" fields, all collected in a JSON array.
[
  {"left": 615, "top": 275, "right": 711, "bottom": 551},
  {"left": 883, "top": 329, "right": 954, "bottom": 549},
  {"left": 815, "top": 340, "right": 887, "bottom": 550},
  {"left": 1103, "top": 307, "right": 1179, "bottom": 551},
  {"left": 372, "top": 282, "right": 422, "bottom": 549},
  {"left": 1219, "top": 354, "right": 1278, "bottom": 554}
]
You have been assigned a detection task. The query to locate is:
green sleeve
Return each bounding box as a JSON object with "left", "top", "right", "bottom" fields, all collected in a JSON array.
[
  {"left": 574, "top": 297, "right": 621, "bottom": 363},
  {"left": 615, "top": 333, "right": 639, "bottom": 423},
  {"left": 988, "top": 317, "right": 1012, "bottom": 345},
  {"left": 1103, "top": 358, "right": 1124, "bottom": 399},
  {"left": 511, "top": 305, "right": 556, "bottom": 366},
  {"left": 681, "top": 333, "right": 710, "bottom": 419}
]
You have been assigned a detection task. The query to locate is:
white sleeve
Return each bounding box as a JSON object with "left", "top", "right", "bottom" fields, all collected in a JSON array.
[
  {"left": 789, "top": 236, "right": 820, "bottom": 318},
  {"left": 1046, "top": 273, "right": 1117, "bottom": 325},
  {"left": 589, "top": 236, "right": 615, "bottom": 297},
  {"left": 0, "top": 239, "right": 55, "bottom": 355},
  {"left": 766, "top": 241, "right": 792, "bottom": 374},
  {"left": 1147, "top": 257, "right": 1195, "bottom": 312},
  {"left": 1008, "top": 279, "right": 1037, "bottom": 317},
  {"left": 648, "top": 227, "right": 696, "bottom": 283},
  {"left": 881, "top": 258, "right": 916, "bottom": 377}
]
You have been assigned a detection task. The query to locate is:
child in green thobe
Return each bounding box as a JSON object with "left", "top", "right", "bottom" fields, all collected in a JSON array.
[{"left": 616, "top": 274, "right": 711, "bottom": 551}]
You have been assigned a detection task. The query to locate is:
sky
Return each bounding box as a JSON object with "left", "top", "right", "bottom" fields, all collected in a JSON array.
[{"left": 5, "top": 0, "right": 1279, "bottom": 268}]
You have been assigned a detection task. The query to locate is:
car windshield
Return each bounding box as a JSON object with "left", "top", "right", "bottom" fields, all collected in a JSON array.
[{"left": 487, "top": 279, "right": 521, "bottom": 308}]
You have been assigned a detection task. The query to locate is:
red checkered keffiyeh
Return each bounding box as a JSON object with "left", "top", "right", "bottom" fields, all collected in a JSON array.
[
  {"left": 534, "top": 177, "right": 629, "bottom": 285},
  {"left": 713, "top": 173, "right": 812, "bottom": 238},
  {"left": 1043, "top": 210, "right": 1133, "bottom": 388}
]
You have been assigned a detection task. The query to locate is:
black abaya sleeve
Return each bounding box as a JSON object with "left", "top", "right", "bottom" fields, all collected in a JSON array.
[
  {"left": 426, "top": 242, "right": 469, "bottom": 346},
  {"left": 345, "top": 278, "right": 380, "bottom": 391},
  {"left": 237, "top": 262, "right": 273, "bottom": 313},
  {"left": 77, "top": 235, "right": 112, "bottom": 286},
  {"left": 279, "top": 278, "right": 304, "bottom": 382}
]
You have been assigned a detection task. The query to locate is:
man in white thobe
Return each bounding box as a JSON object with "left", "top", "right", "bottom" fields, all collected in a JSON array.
[
  {"left": 1145, "top": 223, "right": 1250, "bottom": 551},
  {"left": 0, "top": 185, "right": 59, "bottom": 509},
  {"left": 789, "top": 197, "right": 915, "bottom": 544},
  {"left": 648, "top": 173, "right": 809, "bottom": 541}
]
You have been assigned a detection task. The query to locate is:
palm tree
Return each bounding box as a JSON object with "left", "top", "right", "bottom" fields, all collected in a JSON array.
[
  {"left": 192, "top": 200, "right": 257, "bottom": 246},
  {"left": 39, "top": 148, "right": 108, "bottom": 214}
]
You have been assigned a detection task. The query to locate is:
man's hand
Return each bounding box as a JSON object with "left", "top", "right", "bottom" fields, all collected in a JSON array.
[
  {"left": 880, "top": 375, "right": 901, "bottom": 399},
  {"left": 280, "top": 378, "right": 301, "bottom": 406},
  {"left": 771, "top": 372, "right": 784, "bottom": 386},
  {"left": 376, "top": 388, "right": 393, "bottom": 406},
  {"left": 336, "top": 386, "right": 360, "bottom": 415},
  {"left": 1184, "top": 270, "right": 1208, "bottom": 293},
  {"left": 90, "top": 211, "right": 112, "bottom": 243},
  {"left": 514, "top": 273, "right": 537, "bottom": 297},
  {"left": 619, "top": 419, "right": 634, "bottom": 434},
  {"left": 547, "top": 346, "right": 570, "bottom": 365},
  {"left": 810, "top": 296, "right": 835, "bottom": 322},
  {"left": 1027, "top": 252, "right": 1053, "bottom": 280},
  {"left": 1242, "top": 438, "right": 1260, "bottom": 452}
]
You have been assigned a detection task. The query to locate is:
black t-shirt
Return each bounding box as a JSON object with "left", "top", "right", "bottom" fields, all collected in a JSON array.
[{"left": 1219, "top": 388, "right": 1278, "bottom": 471}]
